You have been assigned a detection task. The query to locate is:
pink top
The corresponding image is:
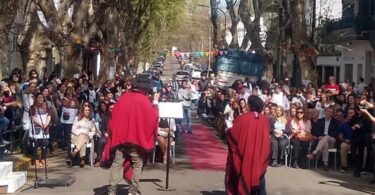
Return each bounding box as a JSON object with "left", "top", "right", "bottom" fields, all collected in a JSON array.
[{"left": 291, "top": 119, "right": 311, "bottom": 132}]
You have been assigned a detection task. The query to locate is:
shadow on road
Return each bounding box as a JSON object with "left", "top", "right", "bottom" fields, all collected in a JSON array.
[
  {"left": 200, "top": 190, "right": 226, "bottom": 195},
  {"left": 319, "top": 180, "right": 375, "bottom": 194},
  {"left": 93, "top": 184, "right": 128, "bottom": 195}
]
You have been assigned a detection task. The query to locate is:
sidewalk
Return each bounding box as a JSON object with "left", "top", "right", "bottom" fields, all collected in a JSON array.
[
  {"left": 14, "top": 119, "right": 375, "bottom": 195},
  {"left": 1, "top": 151, "right": 30, "bottom": 172}
]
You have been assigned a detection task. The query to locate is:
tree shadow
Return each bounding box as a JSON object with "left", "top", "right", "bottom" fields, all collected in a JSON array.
[
  {"left": 93, "top": 184, "right": 128, "bottom": 195},
  {"left": 319, "top": 180, "right": 375, "bottom": 194},
  {"left": 200, "top": 190, "right": 226, "bottom": 195}
]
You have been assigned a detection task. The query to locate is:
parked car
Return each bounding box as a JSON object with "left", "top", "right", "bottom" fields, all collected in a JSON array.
[
  {"left": 148, "top": 67, "right": 161, "bottom": 75},
  {"left": 136, "top": 73, "right": 152, "bottom": 80},
  {"left": 175, "top": 70, "right": 190, "bottom": 81},
  {"left": 191, "top": 68, "right": 202, "bottom": 79},
  {"left": 151, "top": 64, "right": 163, "bottom": 75}
]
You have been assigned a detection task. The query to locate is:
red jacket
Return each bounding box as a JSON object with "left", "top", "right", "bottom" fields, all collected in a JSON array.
[
  {"left": 225, "top": 112, "right": 270, "bottom": 195},
  {"left": 101, "top": 91, "right": 158, "bottom": 182}
]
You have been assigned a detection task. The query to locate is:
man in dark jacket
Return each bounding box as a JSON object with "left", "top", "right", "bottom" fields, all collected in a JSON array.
[
  {"left": 308, "top": 106, "right": 340, "bottom": 171},
  {"left": 350, "top": 109, "right": 372, "bottom": 177}
]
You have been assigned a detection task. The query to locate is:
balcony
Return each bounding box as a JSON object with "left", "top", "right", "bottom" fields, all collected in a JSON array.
[
  {"left": 326, "top": 14, "right": 375, "bottom": 33},
  {"left": 326, "top": 15, "right": 355, "bottom": 32}
]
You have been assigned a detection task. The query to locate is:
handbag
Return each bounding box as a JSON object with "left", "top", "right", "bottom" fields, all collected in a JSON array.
[{"left": 295, "top": 131, "right": 312, "bottom": 142}]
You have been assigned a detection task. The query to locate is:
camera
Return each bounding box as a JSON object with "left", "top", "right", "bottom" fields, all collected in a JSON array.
[{"left": 358, "top": 104, "right": 368, "bottom": 110}]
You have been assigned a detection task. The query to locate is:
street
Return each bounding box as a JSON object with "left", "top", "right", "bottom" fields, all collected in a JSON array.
[
  {"left": 15, "top": 124, "right": 375, "bottom": 195},
  {"left": 14, "top": 57, "right": 375, "bottom": 195}
]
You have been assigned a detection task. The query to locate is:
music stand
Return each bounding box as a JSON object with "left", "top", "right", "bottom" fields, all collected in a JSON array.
[{"left": 157, "top": 102, "right": 183, "bottom": 191}]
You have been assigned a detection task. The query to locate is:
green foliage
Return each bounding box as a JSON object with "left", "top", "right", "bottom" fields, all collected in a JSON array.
[{"left": 136, "top": 0, "right": 186, "bottom": 62}]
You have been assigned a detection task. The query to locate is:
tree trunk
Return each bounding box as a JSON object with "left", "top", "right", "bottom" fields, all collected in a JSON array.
[
  {"left": 17, "top": 1, "right": 52, "bottom": 77},
  {"left": 239, "top": 0, "right": 263, "bottom": 49},
  {"left": 210, "top": 0, "right": 219, "bottom": 49},
  {"left": 261, "top": 50, "right": 275, "bottom": 83},
  {"left": 289, "top": 0, "right": 318, "bottom": 87},
  {"left": 226, "top": 0, "right": 239, "bottom": 48},
  {"left": 0, "top": 1, "right": 19, "bottom": 79}
]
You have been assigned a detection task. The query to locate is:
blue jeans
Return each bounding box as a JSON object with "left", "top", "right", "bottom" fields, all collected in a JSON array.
[
  {"left": 258, "top": 175, "right": 267, "bottom": 195},
  {"left": 250, "top": 175, "right": 267, "bottom": 195},
  {"left": 0, "top": 116, "right": 9, "bottom": 131},
  {"left": 0, "top": 116, "right": 10, "bottom": 141},
  {"left": 182, "top": 106, "right": 192, "bottom": 133}
]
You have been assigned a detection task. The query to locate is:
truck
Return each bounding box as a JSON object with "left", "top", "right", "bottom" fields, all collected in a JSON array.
[{"left": 214, "top": 49, "right": 263, "bottom": 88}]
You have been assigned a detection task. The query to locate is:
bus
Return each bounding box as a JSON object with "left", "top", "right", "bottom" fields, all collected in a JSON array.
[{"left": 214, "top": 49, "right": 263, "bottom": 88}]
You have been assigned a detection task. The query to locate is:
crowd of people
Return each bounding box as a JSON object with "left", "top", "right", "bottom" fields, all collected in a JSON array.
[
  {"left": 4, "top": 55, "right": 375, "bottom": 194},
  {"left": 196, "top": 73, "right": 375, "bottom": 182},
  {"left": 0, "top": 67, "right": 150, "bottom": 167}
]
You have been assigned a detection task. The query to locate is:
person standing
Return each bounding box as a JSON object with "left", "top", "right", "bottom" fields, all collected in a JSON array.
[
  {"left": 178, "top": 80, "right": 193, "bottom": 134},
  {"left": 101, "top": 77, "right": 159, "bottom": 195},
  {"left": 29, "top": 93, "right": 51, "bottom": 167},
  {"left": 21, "top": 82, "right": 37, "bottom": 154},
  {"left": 225, "top": 95, "right": 270, "bottom": 195}
]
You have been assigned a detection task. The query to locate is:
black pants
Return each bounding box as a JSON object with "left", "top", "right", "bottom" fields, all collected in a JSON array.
[
  {"left": 372, "top": 140, "right": 375, "bottom": 177},
  {"left": 62, "top": 124, "right": 73, "bottom": 151},
  {"left": 351, "top": 142, "right": 365, "bottom": 173},
  {"left": 271, "top": 136, "right": 288, "bottom": 161},
  {"left": 95, "top": 136, "right": 107, "bottom": 161},
  {"left": 290, "top": 138, "right": 309, "bottom": 166},
  {"left": 32, "top": 139, "right": 49, "bottom": 161}
]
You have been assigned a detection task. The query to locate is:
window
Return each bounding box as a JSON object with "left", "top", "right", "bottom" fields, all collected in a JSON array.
[
  {"left": 358, "top": 64, "right": 363, "bottom": 83},
  {"left": 345, "top": 64, "right": 353, "bottom": 81}
]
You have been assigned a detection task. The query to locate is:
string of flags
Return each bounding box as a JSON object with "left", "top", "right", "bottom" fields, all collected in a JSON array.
[{"left": 169, "top": 50, "right": 258, "bottom": 58}]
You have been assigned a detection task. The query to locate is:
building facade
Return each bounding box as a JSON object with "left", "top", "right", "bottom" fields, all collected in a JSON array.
[{"left": 317, "top": 0, "right": 375, "bottom": 85}]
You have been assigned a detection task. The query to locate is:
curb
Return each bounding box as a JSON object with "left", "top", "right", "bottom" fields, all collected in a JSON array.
[
  {"left": 2, "top": 154, "right": 31, "bottom": 172},
  {"left": 13, "top": 155, "right": 31, "bottom": 172}
]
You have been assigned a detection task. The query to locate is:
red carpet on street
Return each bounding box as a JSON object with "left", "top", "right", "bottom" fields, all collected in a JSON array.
[{"left": 183, "top": 124, "right": 228, "bottom": 171}]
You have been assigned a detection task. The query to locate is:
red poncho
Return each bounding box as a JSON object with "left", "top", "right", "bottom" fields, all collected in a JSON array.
[
  {"left": 101, "top": 91, "right": 158, "bottom": 182},
  {"left": 225, "top": 112, "right": 270, "bottom": 195}
]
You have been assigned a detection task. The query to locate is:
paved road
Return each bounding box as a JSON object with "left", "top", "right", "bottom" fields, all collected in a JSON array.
[
  {"left": 160, "top": 56, "right": 180, "bottom": 84},
  {"left": 16, "top": 57, "right": 375, "bottom": 195}
]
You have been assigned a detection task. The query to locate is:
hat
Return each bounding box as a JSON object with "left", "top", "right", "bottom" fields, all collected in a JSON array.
[{"left": 131, "top": 77, "right": 156, "bottom": 90}]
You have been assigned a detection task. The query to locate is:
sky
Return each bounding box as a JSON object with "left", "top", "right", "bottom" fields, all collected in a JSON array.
[{"left": 218, "top": 0, "right": 343, "bottom": 19}]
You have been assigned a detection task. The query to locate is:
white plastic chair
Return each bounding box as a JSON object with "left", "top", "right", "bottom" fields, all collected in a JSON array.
[
  {"left": 70, "top": 139, "right": 94, "bottom": 166},
  {"left": 152, "top": 141, "right": 175, "bottom": 164},
  {"left": 314, "top": 148, "right": 338, "bottom": 170}
]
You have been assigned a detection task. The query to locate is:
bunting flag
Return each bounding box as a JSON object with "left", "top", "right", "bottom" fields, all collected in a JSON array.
[{"left": 167, "top": 49, "right": 239, "bottom": 58}]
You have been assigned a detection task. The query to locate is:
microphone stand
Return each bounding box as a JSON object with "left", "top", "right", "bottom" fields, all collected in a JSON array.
[
  {"left": 158, "top": 118, "right": 176, "bottom": 191},
  {"left": 28, "top": 98, "right": 39, "bottom": 189},
  {"left": 36, "top": 106, "right": 48, "bottom": 181}
]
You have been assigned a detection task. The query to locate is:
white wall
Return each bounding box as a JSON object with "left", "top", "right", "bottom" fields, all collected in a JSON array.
[
  {"left": 317, "top": 40, "right": 374, "bottom": 83},
  {"left": 340, "top": 41, "right": 372, "bottom": 83}
]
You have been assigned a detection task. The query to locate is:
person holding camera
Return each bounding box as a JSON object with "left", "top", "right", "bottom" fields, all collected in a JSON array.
[
  {"left": 29, "top": 93, "right": 51, "bottom": 167},
  {"left": 358, "top": 100, "right": 375, "bottom": 182},
  {"left": 349, "top": 105, "right": 372, "bottom": 177}
]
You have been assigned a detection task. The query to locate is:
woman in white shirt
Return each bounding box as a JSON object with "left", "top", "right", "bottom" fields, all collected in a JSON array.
[
  {"left": 30, "top": 93, "right": 51, "bottom": 167},
  {"left": 70, "top": 105, "right": 100, "bottom": 167}
]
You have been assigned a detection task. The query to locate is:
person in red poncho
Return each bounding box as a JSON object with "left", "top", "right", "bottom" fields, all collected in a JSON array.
[
  {"left": 225, "top": 95, "right": 270, "bottom": 195},
  {"left": 101, "top": 77, "right": 159, "bottom": 195}
]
